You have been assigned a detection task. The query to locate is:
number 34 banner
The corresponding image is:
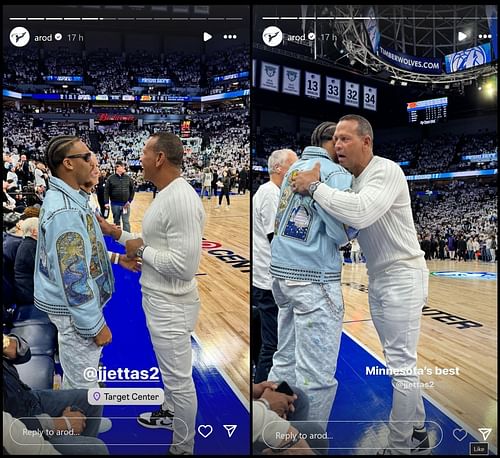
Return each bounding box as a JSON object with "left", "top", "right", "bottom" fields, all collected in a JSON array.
[{"left": 363, "top": 85, "right": 377, "bottom": 111}]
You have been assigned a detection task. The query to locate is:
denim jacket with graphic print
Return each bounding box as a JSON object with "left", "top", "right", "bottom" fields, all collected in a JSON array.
[
  {"left": 270, "top": 146, "right": 353, "bottom": 283},
  {"left": 34, "top": 176, "right": 115, "bottom": 338}
]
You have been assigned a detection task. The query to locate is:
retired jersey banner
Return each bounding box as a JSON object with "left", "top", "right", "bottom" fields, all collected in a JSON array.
[
  {"left": 282, "top": 67, "right": 301, "bottom": 95},
  {"left": 305, "top": 72, "right": 321, "bottom": 98},
  {"left": 345, "top": 81, "right": 360, "bottom": 108},
  {"left": 260, "top": 62, "right": 279, "bottom": 92},
  {"left": 325, "top": 77, "right": 341, "bottom": 103},
  {"left": 363, "top": 85, "right": 377, "bottom": 111}
]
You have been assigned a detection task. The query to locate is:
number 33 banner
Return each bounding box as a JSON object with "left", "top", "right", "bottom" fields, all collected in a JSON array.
[{"left": 325, "top": 77, "right": 341, "bottom": 103}]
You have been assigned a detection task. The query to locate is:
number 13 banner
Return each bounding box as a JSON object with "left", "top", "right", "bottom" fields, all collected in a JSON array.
[
  {"left": 305, "top": 72, "right": 321, "bottom": 98},
  {"left": 363, "top": 85, "right": 377, "bottom": 111}
]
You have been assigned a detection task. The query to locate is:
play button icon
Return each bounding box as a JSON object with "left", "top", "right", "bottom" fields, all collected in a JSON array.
[{"left": 203, "top": 32, "right": 212, "bottom": 42}]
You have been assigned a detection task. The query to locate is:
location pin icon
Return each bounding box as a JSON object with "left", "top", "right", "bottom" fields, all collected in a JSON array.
[{"left": 93, "top": 391, "right": 101, "bottom": 401}]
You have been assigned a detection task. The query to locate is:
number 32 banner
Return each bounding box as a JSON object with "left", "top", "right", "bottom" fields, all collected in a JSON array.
[{"left": 345, "top": 81, "right": 360, "bottom": 108}]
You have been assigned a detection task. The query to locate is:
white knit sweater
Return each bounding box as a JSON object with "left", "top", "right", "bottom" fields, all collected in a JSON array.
[
  {"left": 119, "top": 177, "right": 205, "bottom": 301},
  {"left": 314, "top": 155, "right": 425, "bottom": 275}
]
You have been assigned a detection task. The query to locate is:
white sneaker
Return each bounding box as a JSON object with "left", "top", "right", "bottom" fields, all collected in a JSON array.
[{"left": 137, "top": 408, "right": 174, "bottom": 430}]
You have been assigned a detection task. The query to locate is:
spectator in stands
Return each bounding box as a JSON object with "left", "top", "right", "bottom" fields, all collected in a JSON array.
[
  {"left": 104, "top": 160, "right": 135, "bottom": 232},
  {"left": 3, "top": 332, "right": 109, "bottom": 454},
  {"left": 14, "top": 154, "right": 32, "bottom": 187},
  {"left": 13, "top": 217, "right": 39, "bottom": 307},
  {"left": 34, "top": 161, "right": 48, "bottom": 189},
  {"left": 6, "top": 164, "right": 19, "bottom": 188},
  {"left": 34, "top": 135, "right": 114, "bottom": 390},
  {"left": 3, "top": 180, "right": 17, "bottom": 212}
]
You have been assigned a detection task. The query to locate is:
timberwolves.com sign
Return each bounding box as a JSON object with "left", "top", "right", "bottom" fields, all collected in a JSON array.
[{"left": 431, "top": 271, "right": 496, "bottom": 280}]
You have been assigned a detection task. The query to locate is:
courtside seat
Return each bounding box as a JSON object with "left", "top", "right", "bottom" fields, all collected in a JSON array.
[
  {"left": 15, "top": 354, "right": 55, "bottom": 390},
  {"left": 11, "top": 305, "right": 58, "bottom": 388}
]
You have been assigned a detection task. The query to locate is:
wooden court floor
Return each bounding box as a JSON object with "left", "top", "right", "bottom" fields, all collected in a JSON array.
[
  {"left": 128, "top": 191, "right": 250, "bottom": 402},
  {"left": 341, "top": 258, "right": 497, "bottom": 446}
]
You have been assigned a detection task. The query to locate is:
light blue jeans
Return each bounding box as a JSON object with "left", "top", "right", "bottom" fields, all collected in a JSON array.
[
  {"left": 368, "top": 266, "right": 429, "bottom": 454},
  {"left": 268, "top": 278, "right": 344, "bottom": 427}
]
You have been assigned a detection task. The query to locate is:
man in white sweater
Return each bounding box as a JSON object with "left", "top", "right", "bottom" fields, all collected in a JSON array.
[
  {"left": 292, "top": 115, "right": 430, "bottom": 455},
  {"left": 98, "top": 132, "right": 205, "bottom": 455}
]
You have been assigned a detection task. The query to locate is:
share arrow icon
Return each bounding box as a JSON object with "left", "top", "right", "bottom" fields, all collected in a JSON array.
[
  {"left": 478, "top": 428, "right": 492, "bottom": 441},
  {"left": 223, "top": 424, "right": 237, "bottom": 438}
]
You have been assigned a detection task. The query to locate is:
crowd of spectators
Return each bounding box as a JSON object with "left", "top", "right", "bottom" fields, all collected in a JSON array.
[
  {"left": 3, "top": 104, "right": 250, "bottom": 204},
  {"left": 4, "top": 45, "right": 249, "bottom": 95}
]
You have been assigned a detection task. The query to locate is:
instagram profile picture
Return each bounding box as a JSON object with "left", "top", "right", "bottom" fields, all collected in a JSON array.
[
  {"left": 262, "top": 26, "right": 283, "bottom": 47},
  {"left": 10, "top": 26, "right": 30, "bottom": 47}
]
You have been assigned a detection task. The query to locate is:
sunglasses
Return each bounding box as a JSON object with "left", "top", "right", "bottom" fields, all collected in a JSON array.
[{"left": 65, "top": 152, "right": 92, "bottom": 162}]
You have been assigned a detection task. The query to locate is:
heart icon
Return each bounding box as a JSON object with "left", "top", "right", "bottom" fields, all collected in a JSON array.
[
  {"left": 452, "top": 428, "right": 467, "bottom": 441},
  {"left": 197, "top": 424, "right": 213, "bottom": 438}
]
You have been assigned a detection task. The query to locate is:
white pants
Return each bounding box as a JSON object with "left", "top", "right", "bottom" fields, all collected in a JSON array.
[
  {"left": 142, "top": 293, "right": 201, "bottom": 455},
  {"left": 368, "top": 267, "right": 429, "bottom": 454}
]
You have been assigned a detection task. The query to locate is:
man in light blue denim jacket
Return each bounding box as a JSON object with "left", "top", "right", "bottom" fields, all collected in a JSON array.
[
  {"left": 34, "top": 136, "right": 115, "bottom": 389},
  {"left": 269, "top": 122, "right": 354, "bottom": 427}
]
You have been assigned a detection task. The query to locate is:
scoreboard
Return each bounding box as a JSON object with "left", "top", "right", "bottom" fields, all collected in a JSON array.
[{"left": 407, "top": 97, "right": 448, "bottom": 125}]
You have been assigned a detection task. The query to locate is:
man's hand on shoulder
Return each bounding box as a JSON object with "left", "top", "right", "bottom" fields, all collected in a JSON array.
[{"left": 292, "top": 163, "right": 321, "bottom": 195}]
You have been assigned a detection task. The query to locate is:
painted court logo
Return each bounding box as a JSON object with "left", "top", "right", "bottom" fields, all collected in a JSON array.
[
  {"left": 10, "top": 27, "right": 30, "bottom": 47},
  {"left": 431, "top": 271, "right": 496, "bottom": 280}
]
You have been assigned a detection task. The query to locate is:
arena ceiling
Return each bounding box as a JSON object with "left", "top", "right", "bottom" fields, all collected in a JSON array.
[{"left": 254, "top": 5, "right": 497, "bottom": 89}]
